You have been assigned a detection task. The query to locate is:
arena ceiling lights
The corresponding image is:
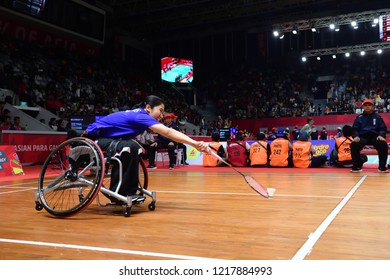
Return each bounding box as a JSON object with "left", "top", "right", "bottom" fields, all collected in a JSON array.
[
  {"left": 272, "top": 8, "right": 390, "bottom": 35},
  {"left": 272, "top": 8, "right": 390, "bottom": 61},
  {"left": 300, "top": 41, "right": 390, "bottom": 62}
]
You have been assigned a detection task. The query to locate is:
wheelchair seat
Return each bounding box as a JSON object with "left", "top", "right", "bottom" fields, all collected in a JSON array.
[{"left": 34, "top": 137, "right": 156, "bottom": 218}]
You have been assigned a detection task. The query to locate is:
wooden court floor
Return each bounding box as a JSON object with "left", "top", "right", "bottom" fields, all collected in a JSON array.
[{"left": 0, "top": 166, "right": 389, "bottom": 260}]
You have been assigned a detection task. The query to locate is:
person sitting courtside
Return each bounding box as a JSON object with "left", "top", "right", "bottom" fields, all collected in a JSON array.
[
  {"left": 227, "top": 133, "right": 250, "bottom": 167},
  {"left": 350, "top": 99, "right": 388, "bottom": 173},
  {"left": 148, "top": 112, "right": 188, "bottom": 169},
  {"left": 330, "top": 125, "right": 367, "bottom": 168},
  {"left": 203, "top": 132, "right": 227, "bottom": 166},
  {"left": 292, "top": 131, "right": 328, "bottom": 168},
  {"left": 249, "top": 132, "right": 270, "bottom": 167},
  {"left": 269, "top": 129, "right": 292, "bottom": 167}
]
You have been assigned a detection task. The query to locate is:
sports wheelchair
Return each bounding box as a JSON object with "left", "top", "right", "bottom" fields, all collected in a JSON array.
[{"left": 34, "top": 137, "right": 156, "bottom": 217}]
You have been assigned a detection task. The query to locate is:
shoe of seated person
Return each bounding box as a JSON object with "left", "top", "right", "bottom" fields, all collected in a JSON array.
[
  {"left": 169, "top": 164, "right": 174, "bottom": 169},
  {"left": 107, "top": 198, "right": 125, "bottom": 206},
  {"left": 378, "top": 166, "right": 389, "bottom": 173},
  {"left": 350, "top": 166, "right": 362, "bottom": 173},
  {"left": 182, "top": 161, "right": 189, "bottom": 166},
  {"left": 147, "top": 164, "right": 157, "bottom": 169},
  {"left": 131, "top": 194, "right": 146, "bottom": 203}
]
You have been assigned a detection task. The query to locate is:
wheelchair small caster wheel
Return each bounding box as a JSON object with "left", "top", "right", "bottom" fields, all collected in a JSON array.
[
  {"left": 123, "top": 206, "right": 132, "bottom": 217},
  {"left": 148, "top": 202, "right": 156, "bottom": 211},
  {"left": 35, "top": 202, "right": 43, "bottom": 211}
]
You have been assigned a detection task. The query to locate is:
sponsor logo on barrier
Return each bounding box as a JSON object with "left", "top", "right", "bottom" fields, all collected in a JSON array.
[
  {"left": 0, "top": 150, "right": 9, "bottom": 170},
  {"left": 313, "top": 144, "right": 331, "bottom": 156},
  {"left": 0, "top": 147, "right": 24, "bottom": 175},
  {"left": 188, "top": 147, "right": 199, "bottom": 159}
]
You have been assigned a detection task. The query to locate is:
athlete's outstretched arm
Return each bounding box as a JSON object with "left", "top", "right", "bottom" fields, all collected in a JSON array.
[{"left": 149, "top": 123, "right": 208, "bottom": 152}]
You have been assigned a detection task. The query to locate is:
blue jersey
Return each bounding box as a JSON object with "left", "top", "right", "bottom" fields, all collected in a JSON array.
[
  {"left": 85, "top": 108, "right": 160, "bottom": 139},
  {"left": 352, "top": 112, "right": 387, "bottom": 138}
]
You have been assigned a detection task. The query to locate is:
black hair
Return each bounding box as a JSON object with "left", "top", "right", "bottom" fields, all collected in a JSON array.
[
  {"left": 132, "top": 95, "right": 164, "bottom": 109},
  {"left": 211, "top": 132, "right": 220, "bottom": 141},
  {"left": 236, "top": 133, "right": 244, "bottom": 141},
  {"left": 67, "top": 129, "right": 78, "bottom": 140},
  {"left": 257, "top": 132, "right": 266, "bottom": 140},
  {"left": 342, "top": 125, "right": 353, "bottom": 137}
]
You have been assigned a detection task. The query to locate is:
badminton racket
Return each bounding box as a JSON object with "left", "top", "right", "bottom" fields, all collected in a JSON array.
[{"left": 206, "top": 148, "right": 269, "bottom": 198}]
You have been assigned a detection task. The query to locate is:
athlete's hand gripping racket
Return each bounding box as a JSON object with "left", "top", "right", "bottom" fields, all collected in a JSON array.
[{"left": 206, "top": 148, "right": 269, "bottom": 198}]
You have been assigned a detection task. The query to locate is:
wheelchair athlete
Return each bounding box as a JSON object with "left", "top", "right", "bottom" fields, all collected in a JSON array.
[{"left": 85, "top": 95, "right": 208, "bottom": 204}]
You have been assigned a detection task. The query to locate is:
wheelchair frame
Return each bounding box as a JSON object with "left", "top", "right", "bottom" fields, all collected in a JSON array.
[{"left": 34, "top": 137, "right": 156, "bottom": 217}]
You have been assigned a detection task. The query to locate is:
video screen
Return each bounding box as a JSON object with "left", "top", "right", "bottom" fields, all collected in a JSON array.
[
  {"left": 161, "top": 57, "right": 193, "bottom": 83},
  {"left": 69, "top": 115, "right": 102, "bottom": 131},
  {"left": 219, "top": 128, "right": 231, "bottom": 141}
]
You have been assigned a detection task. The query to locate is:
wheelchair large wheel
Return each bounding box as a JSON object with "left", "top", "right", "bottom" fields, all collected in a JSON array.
[
  {"left": 138, "top": 158, "right": 148, "bottom": 191},
  {"left": 37, "top": 137, "right": 105, "bottom": 217}
]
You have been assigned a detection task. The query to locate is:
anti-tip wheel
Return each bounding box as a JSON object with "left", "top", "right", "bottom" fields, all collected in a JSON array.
[
  {"left": 148, "top": 202, "right": 156, "bottom": 211},
  {"left": 35, "top": 202, "right": 43, "bottom": 211},
  {"left": 123, "top": 206, "right": 132, "bottom": 217}
]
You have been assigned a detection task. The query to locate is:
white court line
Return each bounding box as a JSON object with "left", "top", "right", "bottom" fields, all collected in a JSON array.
[
  {"left": 157, "top": 190, "right": 344, "bottom": 199},
  {"left": 0, "top": 188, "right": 35, "bottom": 195},
  {"left": 291, "top": 175, "right": 368, "bottom": 260},
  {"left": 0, "top": 186, "right": 343, "bottom": 199},
  {"left": 153, "top": 172, "right": 357, "bottom": 178},
  {"left": 0, "top": 238, "right": 220, "bottom": 260},
  {"left": 0, "top": 181, "right": 36, "bottom": 188}
]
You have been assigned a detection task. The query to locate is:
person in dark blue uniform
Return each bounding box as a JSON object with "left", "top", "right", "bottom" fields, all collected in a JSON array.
[
  {"left": 85, "top": 95, "right": 208, "bottom": 203},
  {"left": 147, "top": 112, "right": 188, "bottom": 169},
  {"left": 350, "top": 99, "right": 388, "bottom": 173}
]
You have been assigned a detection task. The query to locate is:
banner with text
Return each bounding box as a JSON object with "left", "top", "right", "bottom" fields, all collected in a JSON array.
[{"left": 1, "top": 131, "right": 67, "bottom": 165}]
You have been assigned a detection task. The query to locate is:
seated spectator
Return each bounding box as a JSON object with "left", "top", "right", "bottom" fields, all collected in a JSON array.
[
  {"left": 10, "top": 116, "right": 25, "bottom": 130},
  {"left": 292, "top": 125, "right": 299, "bottom": 140},
  {"left": 203, "top": 132, "right": 227, "bottom": 167},
  {"left": 355, "top": 99, "right": 363, "bottom": 114},
  {"left": 0, "top": 115, "right": 12, "bottom": 130},
  {"left": 148, "top": 112, "right": 185, "bottom": 169},
  {"left": 311, "top": 125, "right": 318, "bottom": 140},
  {"left": 320, "top": 126, "right": 328, "bottom": 140},
  {"left": 268, "top": 127, "right": 277, "bottom": 141},
  {"left": 227, "top": 133, "right": 249, "bottom": 167},
  {"left": 56, "top": 119, "right": 67, "bottom": 132},
  {"left": 1, "top": 109, "right": 11, "bottom": 122},
  {"left": 292, "top": 131, "right": 328, "bottom": 168},
  {"left": 330, "top": 125, "right": 367, "bottom": 168},
  {"left": 269, "top": 129, "right": 293, "bottom": 167},
  {"left": 351, "top": 99, "right": 388, "bottom": 173},
  {"left": 48, "top": 117, "right": 57, "bottom": 130},
  {"left": 249, "top": 132, "right": 270, "bottom": 167}
]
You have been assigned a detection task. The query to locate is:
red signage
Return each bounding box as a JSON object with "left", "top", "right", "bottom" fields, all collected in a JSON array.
[
  {"left": 1, "top": 131, "right": 67, "bottom": 165},
  {"left": 0, "top": 145, "right": 24, "bottom": 176}
]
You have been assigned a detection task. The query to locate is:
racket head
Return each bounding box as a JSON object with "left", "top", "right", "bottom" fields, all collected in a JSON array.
[{"left": 244, "top": 175, "right": 269, "bottom": 198}]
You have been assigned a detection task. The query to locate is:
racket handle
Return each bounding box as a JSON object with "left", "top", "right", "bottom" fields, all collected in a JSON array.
[{"left": 206, "top": 147, "right": 223, "bottom": 161}]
